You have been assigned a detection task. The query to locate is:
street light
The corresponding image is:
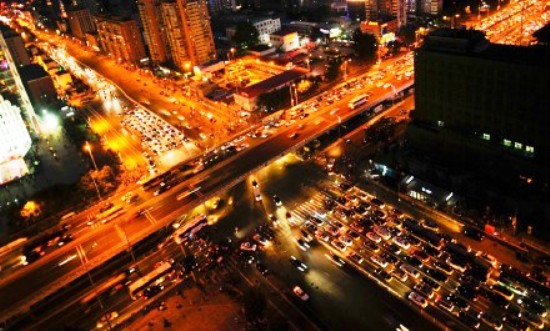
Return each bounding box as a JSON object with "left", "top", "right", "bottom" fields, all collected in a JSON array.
[
  {"left": 452, "top": 14, "right": 460, "bottom": 29},
  {"left": 343, "top": 59, "right": 351, "bottom": 81}
]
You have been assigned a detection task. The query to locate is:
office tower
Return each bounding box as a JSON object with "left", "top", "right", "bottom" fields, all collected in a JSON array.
[
  {"left": 67, "top": 6, "right": 96, "bottom": 40},
  {"left": 207, "top": 0, "right": 236, "bottom": 15},
  {"left": 410, "top": 28, "right": 550, "bottom": 173},
  {"left": 137, "top": 0, "right": 171, "bottom": 65},
  {"left": 160, "top": 1, "right": 189, "bottom": 71},
  {"left": 94, "top": 15, "right": 146, "bottom": 64},
  {"left": 419, "top": 0, "right": 441, "bottom": 16}
]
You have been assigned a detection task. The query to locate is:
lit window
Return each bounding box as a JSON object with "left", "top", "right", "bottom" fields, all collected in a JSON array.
[
  {"left": 526, "top": 146, "right": 534, "bottom": 154},
  {"left": 437, "top": 120, "right": 444, "bottom": 127},
  {"left": 503, "top": 139, "right": 511, "bottom": 147},
  {"left": 482, "top": 133, "right": 490, "bottom": 141},
  {"left": 514, "top": 142, "right": 522, "bottom": 150}
]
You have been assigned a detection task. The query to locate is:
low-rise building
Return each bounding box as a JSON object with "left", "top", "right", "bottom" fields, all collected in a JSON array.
[
  {"left": 234, "top": 68, "right": 306, "bottom": 111},
  {"left": 226, "top": 17, "right": 281, "bottom": 45},
  {"left": 18, "top": 64, "right": 57, "bottom": 108},
  {"left": 270, "top": 30, "right": 300, "bottom": 52}
]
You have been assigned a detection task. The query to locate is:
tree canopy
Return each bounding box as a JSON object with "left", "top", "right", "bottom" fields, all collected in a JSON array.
[
  {"left": 352, "top": 28, "right": 378, "bottom": 62},
  {"left": 233, "top": 22, "right": 259, "bottom": 48}
]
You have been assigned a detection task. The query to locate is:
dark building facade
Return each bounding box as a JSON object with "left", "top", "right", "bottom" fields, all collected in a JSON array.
[{"left": 410, "top": 29, "right": 550, "bottom": 174}]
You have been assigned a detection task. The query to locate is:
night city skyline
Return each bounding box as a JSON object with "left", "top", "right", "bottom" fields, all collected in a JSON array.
[{"left": 0, "top": 0, "right": 548, "bottom": 330}]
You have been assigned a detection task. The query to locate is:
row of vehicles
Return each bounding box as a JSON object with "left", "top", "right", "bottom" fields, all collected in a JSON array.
[{"left": 290, "top": 182, "right": 547, "bottom": 331}]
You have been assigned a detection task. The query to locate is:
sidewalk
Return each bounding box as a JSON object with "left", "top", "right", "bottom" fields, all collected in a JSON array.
[{"left": 125, "top": 287, "right": 247, "bottom": 331}]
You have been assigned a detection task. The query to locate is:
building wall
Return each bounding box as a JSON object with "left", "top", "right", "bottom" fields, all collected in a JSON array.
[
  {"left": 177, "top": 0, "right": 216, "bottom": 66},
  {"left": 25, "top": 76, "right": 57, "bottom": 108},
  {"left": 4, "top": 35, "right": 30, "bottom": 66},
  {"left": 270, "top": 32, "right": 299, "bottom": 52},
  {"left": 95, "top": 16, "right": 146, "bottom": 63},
  {"left": 0, "top": 95, "right": 31, "bottom": 162},
  {"left": 160, "top": 1, "right": 190, "bottom": 71},
  {"left": 414, "top": 45, "right": 550, "bottom": 166},
  {"left": 137, "top": 0, "right": 171, "bottom": 65},
  {"left": 67, "top": 8, "right": 96, "bottom": 40}
]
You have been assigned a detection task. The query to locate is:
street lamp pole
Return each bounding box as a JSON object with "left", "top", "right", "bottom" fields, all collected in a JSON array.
[{"left": 84, "top": 142, "right": 102, "bottom": 201}]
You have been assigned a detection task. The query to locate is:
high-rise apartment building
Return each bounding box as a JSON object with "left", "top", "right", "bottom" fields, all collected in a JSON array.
[
  {"left": 1, "top": 26, "right": 30, "bottom": 66},
  {"left": 160, "top": 1, "right": 189, "bottom": 71},
  {"left": 137, "top": 0, "right": 171, "bottom": 65},
  {"left": 0, "top": 26, "right": 38, "bottom": 132},
  {"left": 94, "top": 15, "right": 146, "bottom": 64},
  {"left": 139, "top": 0, "right": 215, "bottom": 71},
  {"left": 347, "top": 0, "right": 366, "bottom": 22},
  {"left": 207, "top": 0, "right": 236, "bottom": 15},
  {"left": 176, "top": 0, "right": 216, "bottom": 66},
  {"left": 67, "top": 7, "right": 96, "bottom": 40}
]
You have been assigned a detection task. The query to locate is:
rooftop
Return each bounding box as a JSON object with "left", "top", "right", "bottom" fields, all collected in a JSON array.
[
  {"left": 238, "top": 69, "right": 305, "bottom": 98},
  {"left": 18, "top": 64, "right": 50, "bottom": 81}
]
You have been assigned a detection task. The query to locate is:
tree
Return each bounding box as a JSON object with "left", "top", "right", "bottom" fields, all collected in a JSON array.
[
  {"left": 325, "top": 59, "right": 342, "bottom": 81},
  {"left": 352, "top": 28, "right": 377, "bottom": 62},
  {"left": 256, "top": 87, "right": 292, "bottom": 112},
  {"left": 243, "top": 287, "right": 266, "bottom": 322},
  {"left": 233, "top": 22, "right": 259, "bottom": 48},
  {"left": 78, "top": 165, "right": 117, "bottom": 197}
]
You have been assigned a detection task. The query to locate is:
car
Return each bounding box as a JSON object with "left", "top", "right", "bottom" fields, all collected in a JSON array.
[
  {"left": 370, "top": 198, "right": 385, "bottom": 209},
  {"left": 315, "top": 230, "right": 331, "bottom": 242},
  {"left": 408, "top": 292, "right": 428, "bottom": 308},
  {"left": 96, "top": 311, "right": 119, "bottom": 329},
  {"left": 348, "top": 251, "right": 364, "bottom": 264},
  {"left": 414, "top": 283, "right": 434, "bottom": 299},
  {"left": 447, "top": 294, "right": 470, "bottom": 311},
  {"left": 331, "top": 239, "right": 347, "bottom": 252},
  {"left": 366, "top": 231, "right": 382, "bottom": 243},
  {"left": 326, "top": 252, "right": 346, "bottom": 267},
  {"left": 268, "top": 214, "right": 280, "bottom": 227},
  {"left": 421, "top": 277, "right": 441, "bottom": 291},
  {"left": 375, "top": 268, "right": 392, "bottom": 282},
  {"left": 326, "top": 225, "right": 340, "bottom": 236},
  {"left": 522, "top": 311, "right": 544, "bottom": 330},
  {"left": 459, "top": 311, "right": 480, "bottom": 329},
  {"left": 421, "top": 220, "right": 439, "bottom": 232},
  {"left": 463, "top": 227, "right": 485, "bottom": 241},
  {"left": 392, "top": 236, "right": 410, "bottom": 250},
  {"left": 363, "top": 241, "right": 380, "bottom": 252},
  {"left": 289, "top": 132, "right": 299, "bottom": 139},
  {"left": 339, "top": 235, "right": 353, "bottom": 246},
  {"left": 479, "top": 253, "right": 498, "bottom": 268},
  {"left": 423, "top": 245, "right": 442, "bottom": 259},
  {"left": 290, "top": 256, "right": 308, "bottom": 272},
  {"left": 457, "top": 284, "right": 479, "bottom": 301},
  {"left": 251, "top": 180, "right": 259, "bottom": 188},
  {"left": 404, "top": 256, "right": 423, "bottom": 268},
  {"left": 300, "top": 229, "right": 314, "bottom": 242},
  {"left": 484, "top": 290, "right": 511, "bottom": 309},
  {"left": 385, "top": 243, "right": 402, "bottom": 255},
  {"left": 411, "top": 249, "right": 430, "bottom": 263},
  {"left": 347, "top": 229, "right": 361, "bottom": 241},
  {"left": 400, "top": 263, "right": 420, "bottom": 279},
  {"left": 332, "top": 220, "right": 345, "bottom": 230},
  {"left": 433, "top": 261, "right": 454, "bottom": 275},
  {"left": 426, "top": 268, "right": 448, "bottom": 283},
  {"left": 436, "top": 297, "right": 454, "bottom": 312},
  {"left": 370, "top": 255, "right": 388, "bottom": 268},
  {"left": 240, "top": 242, "right": 257, "bottom": 252},
  {"left": 273, "top": 195, "right": 282, "bottom": 206},
  {"left": 446, "top": 257, "right": 468, "bottom": 273},
  {"left": 391, "top": 268, "right": 408, "bottom": 282},
  {"left": 478, "top": 312, "right": 503, "bottom": 331},
  {"left": 309, "top": 217, "right": 324, "bottom": 226},
  {"left": 256, "top": 262, "right": 268, "bottom": 275},
  {"left": 143, "top": 285, "right": 164, "bottom": 298},
  {"left": 304, "top": 222, "right": 317, "bottom": 234},
  {"left": 491, "top": 284, "right": 514, "bottom": 301},
  {"left": 373, "top": 226, "right": 392, "bottom": 240},
  {"left": 293, "top": 286, "right": 309, "bottom": 301},
  {"left": 296, "top": 238, "right": 311, "bottom": 251},
  {"left": 285, "top": 211, "right": 297, "bottom": 225},
  {"left": 253, "top": 234, "right": 270, "bottom": 246}
]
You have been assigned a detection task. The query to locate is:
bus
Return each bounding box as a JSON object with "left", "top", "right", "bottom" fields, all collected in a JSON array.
[
  {"left": 95, "top": 205, "right": 124, "bottom": 224},
  {"left": 23, "top": 228, "right": 72, "bottom": 264},
  {"left": 128, "top": 261, "right": 173, "bottom": 299},
  {"left": 348, "top": 94, "right": 368, "bottom": 109},
  {"left": 80, "top": 273, "right": 127, "bottom": 311},
  {"left": 173, "top": 214, "right": 208, "bottom": 244}
]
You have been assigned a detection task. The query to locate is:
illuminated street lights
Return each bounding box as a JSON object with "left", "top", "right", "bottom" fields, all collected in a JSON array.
[{"left": 227, "top": 47, "right": 236, "bottom": 62}]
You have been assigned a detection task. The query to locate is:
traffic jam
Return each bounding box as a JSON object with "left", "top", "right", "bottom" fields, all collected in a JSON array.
[{"left": 235, "top": 179, "right": 548, "bottom": 331}]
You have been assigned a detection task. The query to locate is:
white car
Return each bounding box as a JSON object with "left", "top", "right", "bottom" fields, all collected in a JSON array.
[
  {"left": 408, "top": 292, "right": 428, "bottom": 308},
  {"left": 373, "top": 226, "right": 392, "bottom": 240},
  {"left": 293, "top": 286, "right": 309, "bottom": 301},
  {"left": 366, "top": 232, "right": 382, "bottom": 243},
  {"left": 339, "top": 235, "right": 353, "bottom": 247},
  {"left": 480, "top": 253, "right": 498, "bottom": 268},
  {"left": 331, "top": 239, "right": 347, "bottom": 252},
  {"left": 392, "top": 236, "right": 410, "bottom": 250},
  {"left": 370, "top": 255, "right": 388, "bottom": 268}
]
